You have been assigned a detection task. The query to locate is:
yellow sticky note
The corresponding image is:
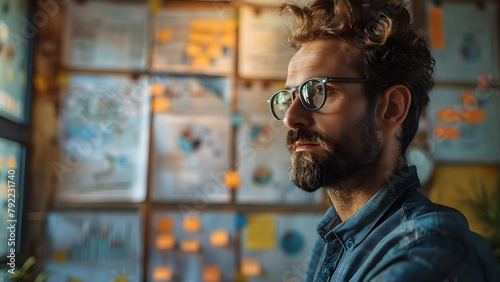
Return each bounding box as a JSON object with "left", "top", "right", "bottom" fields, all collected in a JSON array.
[
  {"left": 2, "top": 184, "right": 7, "bottom": 197},
  {"left": 52, "top": 250, "right": 68, "bottom": 263},
  {"left": 33, "top": 74, "right": 48, "bottom": 93},
  {"left": 7, "top": 156, "right": 16, "bottom": 169},
  {"left": 246, "top": 214, "right": 275, "bottom": 250},
  {"left": 157, "top": 29, "right": 173, "bottom": 43},
  {"left": 57, "top": 73, "right": 70, "bottom": 87},
  {"left": 181, "top": 238, "right": 200, "bottom": 253},
  {"left": 114, "top": 275, "right": 128, "bottom": 282},
  {"left": 156, "top": 234, "right": 176, "bottom": 250},
  {"left": 428, "top": 6, "right": 445, "bottom": 49},
  {"left": 153, "top": 266, "right": 173, "bottom": 281},
  {"left": 186, "top": 44, "right": 203, "bottom": 57},
  {"left": 148, "top": 0, "right": 162, "bottom": 12},
  {"left": 207, "top": 45, "right": 222, "bottom": 59},
  {"left": 203, "top": 265, "right": 221, "bottom": 282},
  {"left": 183, "top": 216, "right": 201, "bottom": 232},
  {"left": 220, "top": 33, "right": 235, "bottom": 47},
  {"left": 241, "top": 258, "right": 262, "bottom": 277},
  {"left": 210, "top": 229, "right": 229, "bottom": 247},
  {"left": 6, "top": 68, "right": 14, "bottom": 83},
  {"left": 157, "top": 217, "right": 173, "bottom": 232}
]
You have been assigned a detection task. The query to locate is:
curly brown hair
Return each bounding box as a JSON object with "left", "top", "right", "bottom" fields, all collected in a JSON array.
[{"left": 281, "top": 0, "right": 435, "bottom": 154}]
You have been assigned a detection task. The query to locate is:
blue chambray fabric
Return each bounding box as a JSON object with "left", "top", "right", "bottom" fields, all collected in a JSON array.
[{"left": 305, "top": 166, "right": 500, "bottom": 282}]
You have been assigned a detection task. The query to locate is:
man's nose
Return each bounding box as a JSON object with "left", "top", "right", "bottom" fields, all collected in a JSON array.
[{"left": 283, "top": 95, "right": 312, "bottom": 129}]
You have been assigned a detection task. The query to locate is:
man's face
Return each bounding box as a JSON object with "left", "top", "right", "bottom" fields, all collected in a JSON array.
[{"left": 283, "top": 38, "right": 382, "bottom": 192}]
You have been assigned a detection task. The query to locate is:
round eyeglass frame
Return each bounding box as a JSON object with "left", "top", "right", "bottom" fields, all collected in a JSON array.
[{"left": 267, "top": 77, "right": 369, "bottom": 120}]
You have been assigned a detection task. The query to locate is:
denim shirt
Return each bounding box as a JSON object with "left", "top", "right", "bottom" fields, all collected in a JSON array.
[{"left": 305, "top": 166, "right": 500, "bottom": 282}]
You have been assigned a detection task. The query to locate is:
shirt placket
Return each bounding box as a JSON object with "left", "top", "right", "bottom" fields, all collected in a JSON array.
[{"left": 315, "top": 238, "right": 343, "bottom": 282}]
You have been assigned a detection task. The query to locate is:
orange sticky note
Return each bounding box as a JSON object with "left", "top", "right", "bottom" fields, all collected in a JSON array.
[
  {"left": 150, "top": 83, "right": 166, "bottom": 96},
  {"left": 153, "top": 97, "right": 171, "bottom": 112},
  {"left": 428, "top": 6, "right": 445, "bottom": 49},
  {"left": 224, "top": 170, "right": 241, "bottom": 190},
  {"left": 156, "top": 217, "right": 173, "bottom": 232},
  {"left": 157, "top": 29, "right": 173, "bottom": 43},
  {"left": 241, "top": 258, "right": 262, "bottom": 277},
  {"left": 434, "top": 126, "right": 460, "bottom": 140},
  {"left": 461, "top": 91, "right": 477, "bottom": 106},
  {"left": 181, "top": 238, "right": 200, "bottom": 253},
  {"left": 156, "top": 234, "right": 176, "bottom": 250},
  {"left": 153, "top": 266, "right": 173, "bottom": 281},
  {"left": 7, "top": 156, "right": 16, "bottom": 169},
  {"left": 183, "top": 216, "right": 201, "bottom": 232},
  {"left": 203, "top": 265, "right": 221, "bottom": 282},
  {"left": 462, "top": 109, "right": 485, "bottom": 123},
  {"left": 210, "top": 229, "right": 229, "bottom": 247},
  {"left": 437, "top": 108, "right": 461, "bottom": 122}
]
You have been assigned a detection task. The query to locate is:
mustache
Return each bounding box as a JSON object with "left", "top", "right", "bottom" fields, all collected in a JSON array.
[{"left": 286, "top": 129, "right": 329, "bottom": 147}]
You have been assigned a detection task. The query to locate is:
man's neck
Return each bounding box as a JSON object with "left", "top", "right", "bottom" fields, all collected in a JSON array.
[{"left": 325, "top": 156, "right": 405, "bottom": 222}]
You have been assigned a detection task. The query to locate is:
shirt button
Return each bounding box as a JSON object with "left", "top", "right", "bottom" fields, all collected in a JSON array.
[
  {"left": 345, "top": 239, "right": 354, "bottom": 250},
  {"left": 322, "top": 267, "right": 330, "bottom": 275}
]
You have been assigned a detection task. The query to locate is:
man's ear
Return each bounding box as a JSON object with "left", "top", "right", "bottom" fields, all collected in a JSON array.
[{"left": 376, "top": 84, "right": 411, "bottom": 130}]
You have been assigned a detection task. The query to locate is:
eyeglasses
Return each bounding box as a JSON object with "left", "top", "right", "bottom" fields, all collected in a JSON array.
[{"left": 267, "top": 77, "right": 369, "bottom": 120}]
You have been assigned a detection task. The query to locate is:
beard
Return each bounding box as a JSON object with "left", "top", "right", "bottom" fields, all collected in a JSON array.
[{"left": 286, "top": 110, "right": 381, "bottom": 193}]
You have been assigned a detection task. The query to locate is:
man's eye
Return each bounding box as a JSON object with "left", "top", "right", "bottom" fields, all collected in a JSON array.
[{"left": 315, "top": 86, "right": 324, "bottom": 95}]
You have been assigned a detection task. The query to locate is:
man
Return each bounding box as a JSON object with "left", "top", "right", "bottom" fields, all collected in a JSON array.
[{"left": 268, "top": 0, "right": 500, "bottom": 281}]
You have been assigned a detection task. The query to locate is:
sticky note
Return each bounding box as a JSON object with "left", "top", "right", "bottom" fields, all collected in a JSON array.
[
  {"left": 433, "top": 126, "right": 460, "bottom": 140},
  {"left": 7, "top": 156, "right": 16, "bottom": 169},
  {"left": 150, "top": 83, "right": 166, "bottom": 96},
  {"left": 52, "top": 250, "right": 69, "bottom": 263},
  {"left": 2, "top": 184, "right": 8, "bottom": 196},
  {"left": 156, "top": 234, "right": 176, "bottom": 250},
  {"left": 461, "top": 91, "right": 477, "bottom": 106},
  {"left": 181, "top": 238, "right": 200, "bottom": 253},
  {"left": 157, "top": 29, "right": 173, "bottom": 43},
  {"left": 7, "top": 68, "right": 14, "bottom": 83},
  {"left": 224, "top": 170, "right": 241, "bottom": 189},
  {"left": 203, "top": 265, "right": 221, "bottom": 282},
  {"left": 428, "top": 6, "right": 445, "bottom": 49},
  {"left": 183, "top": 215, "right": 201, "bottom": 232},
  {"left": 462, "top": 109, "right": 485, "bottom": 123},
  {"left": 207, "top": 45, "right": 222, "bottom": 59},
  {"left": 246, "top": 214, "right": 275, "bottom": 250},
  {"left": 114, "top": 275, "right": 128, "bottom": 282},
  {"left": 192, "top": 56, "right": 211, "bottom": 68},
  {"left": 153, "top": 97, "right": 171, "bottom": 112},
  {"left": 220, "top": 34, "right": 235, "bottom": 47},
  {"left": 153, "top": 266, "right": 173, "bottom": 281},
  {"left": 57, "top": 73, "right": 70, "bottom": 87},
  {"left": 185, "top": 44, "right": 203, "bottom": 57},
  {"left": 157, "top": 217, "right": 173, "bottom": 231},
  {"left": 210, "top": 229, "right": 229, "bottom": 247},
  {"left": 241, "top": 258, "right": 262, "bottom": 277},
  {"left": 437, "top": 108, "right": 461, "bottom": 122}
]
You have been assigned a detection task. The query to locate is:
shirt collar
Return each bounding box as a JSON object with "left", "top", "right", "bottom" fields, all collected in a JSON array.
[{"left": 317, "top": 166, "right": 421, "bottom": 250}]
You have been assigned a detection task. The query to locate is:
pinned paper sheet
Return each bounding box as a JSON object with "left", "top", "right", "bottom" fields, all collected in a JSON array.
[
  {"left": 183, "top": 216, "right": 201, "bottom": 232},
  {"left": 246, "top": 214, "right": 275, "bottom": 250},
  {"left": 241, "top": 258, "right": 262, "bottom": 277},
  {"left": 156, "top": 234, "right": 176, "bottom": 250},
  {"left": 153, "top": 266, "right": 173, "bottom": 281},
  {"left": 181, "top": 238, "right": 200, "bottom": 253},
  {"left": 428, "top": 6, "right": 445, "bottom": 49},
  {"left": 156, "top": 217, "right": 173, "bottom": 232},
  {"left": 210, "top": 229, "right": 229, "bottom": 247},
  {"left": 203, "top": 265, "right": 221, "bottom": 282}
]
